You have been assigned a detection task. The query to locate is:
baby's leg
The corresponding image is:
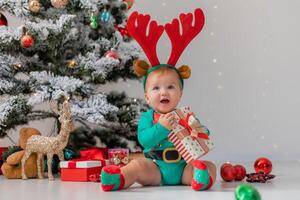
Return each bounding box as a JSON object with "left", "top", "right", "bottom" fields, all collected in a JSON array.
[
  {"left": 101, "top": 158, "right": 161, "bottom": 191},
  {"left": 205, "top": 161, "right": 217, "bottom": 182},
  {"left": 122, "top": 158, "right": 161, "bottom": 187},
  {"left": 181, "top": 163, "right": 193, "bottom": 185},
  {"left": 181, "top": 160, "right": 216, "bottom": 190}
]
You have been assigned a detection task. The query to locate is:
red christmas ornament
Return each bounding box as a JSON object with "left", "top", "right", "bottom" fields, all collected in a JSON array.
[
  {"left": 104, "top": 50, "right": 119, "bottom": 60},
  {"left": 254, "top": 157, "right": 272, "bottom": 174},
  {"left": 20, "top": 34, "right": 34, "bottom": 48},
  {"left": 123, "top": 0, "right": 134, "bottom": 10},
  {"left": 234, "top": 164, "right": 246, "bottom": 181},
  {"left": 220, "top": 163, "right": 236, "bottom": 182},
  {"left": 0, "top": 12, "right": 8, "bottom": 26}
]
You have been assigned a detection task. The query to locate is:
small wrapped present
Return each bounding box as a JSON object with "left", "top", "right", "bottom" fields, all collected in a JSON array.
[
  {"left": 168, "top": 107, "right": 215, "bottom": 164},
  {"left": 108, "top": 148, "right": 129, "bottom": 167},
  {"left": 60, "top": 159, "right": 109, "bottom": 182},
  {"left": 0, "top": 147, "right": 8, "bottom": 175}
]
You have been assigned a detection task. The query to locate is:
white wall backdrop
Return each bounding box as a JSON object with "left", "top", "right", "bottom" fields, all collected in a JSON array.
[{"left": 2, "top": 0, "right": 300, "bottom": 161}]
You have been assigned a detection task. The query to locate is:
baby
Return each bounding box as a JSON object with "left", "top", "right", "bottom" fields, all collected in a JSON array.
[{"left": 101, "top": 8, "right": 216, "bottom": 191}]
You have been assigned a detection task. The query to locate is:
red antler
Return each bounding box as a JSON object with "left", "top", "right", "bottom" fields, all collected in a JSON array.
[
  {"left": 127, "top": 11, "right": 164, "bottom": 66},
  {"left": 165, "top": 8, "right": 205, "bottom": 66}
]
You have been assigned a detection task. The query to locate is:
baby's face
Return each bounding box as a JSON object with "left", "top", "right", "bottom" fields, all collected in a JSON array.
[{"left": 145, "top": 70, "right": 182, "bottom": 114}]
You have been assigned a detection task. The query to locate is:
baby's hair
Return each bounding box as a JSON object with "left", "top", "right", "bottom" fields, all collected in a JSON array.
[{"left": 133, "top": 59, "right": 192, "bottom": 79}]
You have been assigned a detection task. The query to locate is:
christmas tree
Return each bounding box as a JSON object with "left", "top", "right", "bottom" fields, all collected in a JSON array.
[{"left": 0, "top": 0, "right": 147, "bottom": 152}]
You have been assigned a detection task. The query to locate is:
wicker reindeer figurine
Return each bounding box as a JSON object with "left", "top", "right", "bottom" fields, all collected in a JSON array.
[{"left": 21, "top": 98, "right": 73, "bottom": 180}]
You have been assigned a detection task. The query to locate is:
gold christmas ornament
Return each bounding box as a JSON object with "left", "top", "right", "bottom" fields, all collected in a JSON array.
[
  {"left": 21, "top": 98, "right": 74, "bottom": 180},
  {"left": 66, "top": 59, "right": 78, "bottom": 68},
  {"left": 51, "top": 0, "right": 69, "bottom": 9},
  {"left": 13, "top": 63, "right": 22, "bottom": 70},
  {"left": 122, "top": 156, "right": 129, "bottom": 164},
  {"left": 29, "top": 0, "right": 41, "bottom": 13}
]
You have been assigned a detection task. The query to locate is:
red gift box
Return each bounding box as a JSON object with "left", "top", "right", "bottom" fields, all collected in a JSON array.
[
  {"left": 60, "top": 159, "right": 109, "bottom": 182},
  {"left": 0, "top": 147, "right": 9, "bottom": 175}
]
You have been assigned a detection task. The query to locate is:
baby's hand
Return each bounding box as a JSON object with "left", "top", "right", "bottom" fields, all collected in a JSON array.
[{"left": 158, "top": 113, "right": 176, "bottom": 130}]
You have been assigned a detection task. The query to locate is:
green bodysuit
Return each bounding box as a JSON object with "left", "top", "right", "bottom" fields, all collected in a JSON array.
[
  {"left": 137, "top": 108, "right": 187, "bottom": 185},
  {"left": 138, "top": 108, "right": 211, "bottom": 185}
]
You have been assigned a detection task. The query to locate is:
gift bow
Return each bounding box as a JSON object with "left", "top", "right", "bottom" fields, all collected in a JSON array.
[
  {"left": 80, "top": 147, "right": 108, "bottom": 160},
  {"left": 178, "top": 113, "right": 209, "bottom": 140}
]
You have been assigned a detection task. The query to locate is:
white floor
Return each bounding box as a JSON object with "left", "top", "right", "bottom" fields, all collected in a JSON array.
[{"left": 0, "top": 161, "right": 299, "bottom": 200}]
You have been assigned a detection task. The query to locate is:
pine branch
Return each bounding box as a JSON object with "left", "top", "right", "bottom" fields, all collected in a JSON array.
[
  {"left": 0, "top": 0, "right": 30, "bottom": 18},
  {"left": 1, "top": 0, "right": 144, "bottom": 151},
  {"left": 0, "top": 14, "right": 75, "bottom": 53},
  {"left": 0, "top": 96, "right": 32, "bottom": 137}
]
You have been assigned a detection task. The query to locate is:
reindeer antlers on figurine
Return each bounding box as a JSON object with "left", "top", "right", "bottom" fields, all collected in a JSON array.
[
  {"left": 21, "top": 98, "right": 73, "bottom": 180},
  {"left": 127, "top": 8, "right": 205, "bottom": 89}
]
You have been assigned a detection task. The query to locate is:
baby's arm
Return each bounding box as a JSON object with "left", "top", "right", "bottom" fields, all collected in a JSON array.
[
  {"left": 137, "top": 112, "right": 170, "bottom": 149},
  {"left": 158, "top": 113, "right": 176, "bottom": 130}
]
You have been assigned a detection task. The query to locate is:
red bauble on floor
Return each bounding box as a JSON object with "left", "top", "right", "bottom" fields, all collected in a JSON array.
[
  {"left": 220, "top": 163, "right": 236, "bottom": 182},
  {"left": 234, "top": 164, "right": 246, "bottom": 181},
  {"left": 254, "top": 157, "right": 272, "bottom": 174}
]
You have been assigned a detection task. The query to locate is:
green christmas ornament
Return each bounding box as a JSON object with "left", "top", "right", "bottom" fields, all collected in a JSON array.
[
  {"left": 235, "top": 184, "right": 261, "bottom": 200},
  {"left": 90, "top": 15, "right": 98, "bottom": 29},
  {"left": 64, "top": 148, "right": 78, "bottom": 160}
]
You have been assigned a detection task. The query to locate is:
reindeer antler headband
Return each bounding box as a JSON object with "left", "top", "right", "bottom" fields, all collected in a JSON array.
[{"left": 127, "top": 8, "right": 205, "bottom": 90}]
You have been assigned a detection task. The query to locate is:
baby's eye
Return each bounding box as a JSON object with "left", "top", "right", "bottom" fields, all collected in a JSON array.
[
  {"left": 168, "top": 85, "right": 175, "bottom": 89},
  {"left": 152, "top": 86, "right": 159, "bottom": 90}
]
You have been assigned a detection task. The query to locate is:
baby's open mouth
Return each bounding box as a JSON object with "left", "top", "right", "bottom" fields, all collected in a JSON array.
[{"left": 160, "top": 98, "right": 170, "bottom": 104}]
